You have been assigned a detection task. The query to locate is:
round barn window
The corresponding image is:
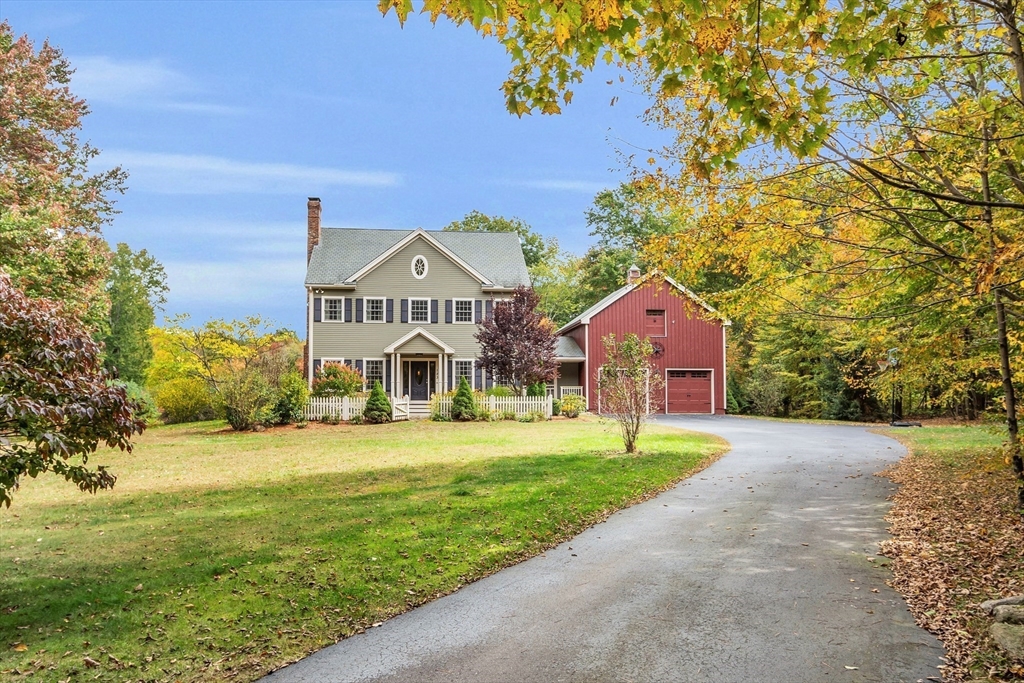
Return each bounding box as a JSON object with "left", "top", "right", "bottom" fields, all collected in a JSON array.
[{"left": 411, "top": 255, "right": 428, "bottom": 279}]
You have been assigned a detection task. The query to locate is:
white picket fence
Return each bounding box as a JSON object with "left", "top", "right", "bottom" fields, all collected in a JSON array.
[
  {"left": 431, "top": 394, "right": 553, "bottom": 419},
  {"left": 305, "top": 395, "right": 410, "bottom": 422}
]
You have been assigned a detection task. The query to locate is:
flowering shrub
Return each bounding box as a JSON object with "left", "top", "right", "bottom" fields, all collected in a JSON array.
[{"left": 312, "top": 362, "right": 363, "bottom": 398}]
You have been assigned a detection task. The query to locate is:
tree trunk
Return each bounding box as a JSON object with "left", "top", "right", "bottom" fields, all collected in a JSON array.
[{"left": 995, "top": 290, "right": 1022, "bottom": 485}]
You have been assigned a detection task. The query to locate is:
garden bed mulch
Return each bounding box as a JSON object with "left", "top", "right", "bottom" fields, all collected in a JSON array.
[{"left": 879, "top": 434, "right": 1024, "bottom": 682}]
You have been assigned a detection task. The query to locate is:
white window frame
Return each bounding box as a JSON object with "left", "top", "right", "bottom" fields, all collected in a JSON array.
[
  {"left": 453, "top": 358, "right": 475, "bottom": 390},
  {"left": 317, "top": 358, "right": 345, "bottom": 376},
  {"left": 322, "top": 297, "right": 345, "bottom": 323},
  {"left": 409, "top": 297, "right": 430, "bottom": 324},
  {"left": 453, "top": 298, "right": 475, "bottom": 324},
  {"left": 362, "top": 358, "right": 385, "bottom": 390},
  {"left": 411, "top": 254, "right": 428, "bottom": 279},
  {"left": 363, "top": 297, "right": 385, "bottom": 323}
]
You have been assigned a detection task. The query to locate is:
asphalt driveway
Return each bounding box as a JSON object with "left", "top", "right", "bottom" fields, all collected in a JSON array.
[{"left": 263, "top": 416, "right": 945, "bottom": 683}]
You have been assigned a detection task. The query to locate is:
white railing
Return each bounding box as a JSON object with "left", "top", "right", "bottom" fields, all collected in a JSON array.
[
  {"left": 305, "top": 395, "right": 410, "bottom": 422},
  {"left": 431, "top": 394, "right": 553, "bottom": 419},
  {"left": 392, "top": 397, "right": 409, "bottom": 421},
  {"left": 559, "top": 386, "right": 584, "bottom": 398}
]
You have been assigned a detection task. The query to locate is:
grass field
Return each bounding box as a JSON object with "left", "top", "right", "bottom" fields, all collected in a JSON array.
[
  {"left": 1, "top": 418, "right": 724, "bottom": 682},
  {"left": 879, "top": 424, "right": 1024, "bottom": 681}
]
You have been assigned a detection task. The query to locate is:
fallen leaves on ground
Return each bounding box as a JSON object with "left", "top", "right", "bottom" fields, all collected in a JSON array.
[{"left": 880, "top": 435, "right": 1024, "bottom": 682}]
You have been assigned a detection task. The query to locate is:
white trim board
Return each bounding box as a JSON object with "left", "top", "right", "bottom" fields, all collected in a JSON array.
[
  {"left": 383, "top": 327, "right": 456, "bottom": 355},
  {"left": 346, "top": 228, "right": 493, "bottom": 286},
  {"left": 557, "top": 274, "right": 731, "bottom": 334}
]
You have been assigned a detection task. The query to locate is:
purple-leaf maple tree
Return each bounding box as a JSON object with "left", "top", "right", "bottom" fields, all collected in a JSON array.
[
  {"left": 0, "top": 272, "right": 144, "bottom": 507},
  {"left": 475, "top": 286, "right": 558, "bottom": 392}
]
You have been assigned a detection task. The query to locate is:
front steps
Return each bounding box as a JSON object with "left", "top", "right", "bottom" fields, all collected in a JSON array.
[{"left": 408, "top": 400, "right": 431, "bottom": 419}]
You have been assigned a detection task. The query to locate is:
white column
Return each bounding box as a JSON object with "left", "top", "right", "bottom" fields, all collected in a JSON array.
[
  {"left": 306, "top": 288, "right": 314, "bottom": 388},
  {"left": 396, "top": 353, "right": 402, "bottom": 397},
  {"left": 438, "top": 353, "right": 443, "bottom": 394}
]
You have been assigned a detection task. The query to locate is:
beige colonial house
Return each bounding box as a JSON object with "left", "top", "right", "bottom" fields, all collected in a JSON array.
[{"left": 304, "top": 198, "right": 535, "bottom": 414}]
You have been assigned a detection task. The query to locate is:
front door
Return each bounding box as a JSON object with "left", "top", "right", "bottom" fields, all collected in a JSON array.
[{"left": 409, "top": 361, "right": 430, "bottom": 401}]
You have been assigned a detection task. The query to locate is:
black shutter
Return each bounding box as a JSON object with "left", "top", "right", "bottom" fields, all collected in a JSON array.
[
  {"left": 445, "top": 300, "right": 453, "bottom": 324},
  {"left": 401, "top": 299, "right": 408, "bottom": 323},
  {"left": 344, "top": 298, "right": 353, "bottom": 323},
  {"left": 474, "top": 364, "right": 483, "bottom": 391},
  {"left": 485, "top": 300, "right": 493, "bottom": 321},
  {"left": 386, "top": 299, "right": 394, "bottom": 323},
  {"left": 355, "top": 359, "right": 363, "bottom": 375},
  {"left": 355, "top": 298, "right": 364, "bottom": 323},
  {"left": 475, "top": 300, "right": 482, "bottom": 323},
  {"left": 485, "top": 368, "right": 493, "bottom": 390},
  {"left": 313, "top": 359, "right": 321, "bottom": 376},
  {"left": 431, "top": 299, "right": 438, "bottom": 324},
  {"left": 313, "top": 297, "right": 322, "bottom": 323},
  {"left": 385, "top": 358, "right": 392, "bottom": 392},
  {"left": 447, "top": 359, "right": 453, "bottom": 390}
]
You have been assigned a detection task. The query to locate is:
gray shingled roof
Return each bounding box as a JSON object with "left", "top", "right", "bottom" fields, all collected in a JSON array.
[
  {"left": 305, "top": 228, "right": 531, "bottom": 288},
  {"left": 554, "top": 335, "right": 586, "bottom": 360}
]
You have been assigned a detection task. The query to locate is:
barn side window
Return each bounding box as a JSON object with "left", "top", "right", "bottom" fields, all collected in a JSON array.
[{"left": 645, "top": 309, "right": 666, "bottom": 337}]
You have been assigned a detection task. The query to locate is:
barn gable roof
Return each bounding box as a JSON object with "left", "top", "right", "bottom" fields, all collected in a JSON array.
[{"left": 557, "top": 275, "right": 727, "bottom": 334}]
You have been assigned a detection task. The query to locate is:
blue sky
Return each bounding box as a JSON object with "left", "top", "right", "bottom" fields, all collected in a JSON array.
[{"left": 3, "top": 1, "right": 662, "bottom": 335}]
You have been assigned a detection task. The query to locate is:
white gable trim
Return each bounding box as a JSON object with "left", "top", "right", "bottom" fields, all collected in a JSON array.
[
  {"left": 557, "top": 284, "right": 636, "bottom": 333},
  {"left": 557, "top": 275, "right": 729, "bottom": 334},
  {"left": 383, "top": 326, "right": 456, "bottom": 355},
  {"left": 345, "top": 228, "right": 493, "bottom": 286}
]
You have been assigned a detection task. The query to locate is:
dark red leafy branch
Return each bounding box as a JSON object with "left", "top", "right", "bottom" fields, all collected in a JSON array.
[
  {"left": 475, "top": 286, "right": 558, "bottom": 392},
  {"left": 0, "top": 271, "right": 144, "bottom": 507}
]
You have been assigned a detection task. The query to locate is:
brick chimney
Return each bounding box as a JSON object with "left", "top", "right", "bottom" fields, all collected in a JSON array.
[
  {"left": 627, "top": 264, "right": 641, "bottom": 284},
  {"left": 307, "top": 197, "right": 321, "bottom": 263}
]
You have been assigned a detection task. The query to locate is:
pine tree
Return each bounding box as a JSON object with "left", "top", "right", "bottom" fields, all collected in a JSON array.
[
  {"left": 363, "top": 380, "right": 392, "bottom": 424},
  {"left": 451, "top": 376, "right": 477, "bottom": 421}
]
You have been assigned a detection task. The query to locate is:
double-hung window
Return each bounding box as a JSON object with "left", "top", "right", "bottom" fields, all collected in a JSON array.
[
  {"left": 365, "top": 297, "right": 384, "bottom": 323},
  {"left": 454, "top": 360, "right": 474, "bottom": 389},
  {"left": 410, "top": 298, "right": 429, "bottom": 324},
  {"left": 454, "top": 299, "right": 474, "bottom": 323},
  {"left": 324, "top": 297, "right": 343, "bottom": 322},
  {"left": 364, "top": 359, "right": 384, "bottom": 390}
]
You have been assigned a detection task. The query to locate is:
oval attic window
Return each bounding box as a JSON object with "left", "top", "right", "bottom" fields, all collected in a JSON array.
[{"left": 412, "top": 255, "right": 428, "bottom": 279}]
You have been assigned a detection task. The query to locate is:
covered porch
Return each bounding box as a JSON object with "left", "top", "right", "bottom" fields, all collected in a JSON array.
[
  {"left": 383, "top": 327, "right": 457, "bottom": 417},
  {"left": 550, "top": 336, "right": 586, "bottom": 400}
]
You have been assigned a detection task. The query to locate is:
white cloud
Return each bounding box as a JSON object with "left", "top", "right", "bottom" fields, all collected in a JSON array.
[
  {"left": 164, "top": 258, "right": 305, "bottom": 307},
  {"left": 107, "top": 150, "right": 401, "bottom": 194},
  {"left": 513, "top": 179, "right": 610, "bottom": 194},
  {"left": 70, "top": 55, "right": 242, "bottom": 115}
]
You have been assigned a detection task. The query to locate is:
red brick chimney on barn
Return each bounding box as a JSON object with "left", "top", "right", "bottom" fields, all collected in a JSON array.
[
  {"left": 627, "top": 264, "right": 641, "bottom": 285},
  {"left": 307, "top": 197, "right": 321, "bottom": 263}
]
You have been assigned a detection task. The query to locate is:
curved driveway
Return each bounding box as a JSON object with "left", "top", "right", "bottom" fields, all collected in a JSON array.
[{"left": 263, "top": 416, "right": 944, "bottom": 683}]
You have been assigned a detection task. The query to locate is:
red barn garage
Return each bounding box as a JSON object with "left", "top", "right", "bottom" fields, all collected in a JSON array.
[{"left": 552, "top": 267, "right": 729, "bottom": 415}]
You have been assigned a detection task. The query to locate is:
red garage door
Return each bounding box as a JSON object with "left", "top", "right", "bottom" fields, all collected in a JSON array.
[{"left": 667, "top": 370, "right": 712, "bottom": 413}]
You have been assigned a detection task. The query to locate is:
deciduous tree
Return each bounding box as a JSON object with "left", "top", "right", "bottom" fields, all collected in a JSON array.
[
  {"left": 102, "top": 243, "right": 167, "bottom": 384},
  {"left": 476, "top": 286, "right": 558, "bottom": 392},
  {"left": 443, "top": 210, "right": 557, "bottom": 269},
  {"left": 0, "top": 23, "right": 126, "bottom": 327},
  {"left": 0, "top": 272, "right": 144, "bottom": 507},
  {"left": 597, "top": 333, "right": 664, "bottom": 453}
]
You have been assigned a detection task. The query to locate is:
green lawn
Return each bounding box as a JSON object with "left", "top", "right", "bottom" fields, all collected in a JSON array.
[
  {"left": 883, "top": 423, "right": 1008, "bottom": 462},
  {"left": 1, "top": 418, "right": 724, "bottom": 682}
]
